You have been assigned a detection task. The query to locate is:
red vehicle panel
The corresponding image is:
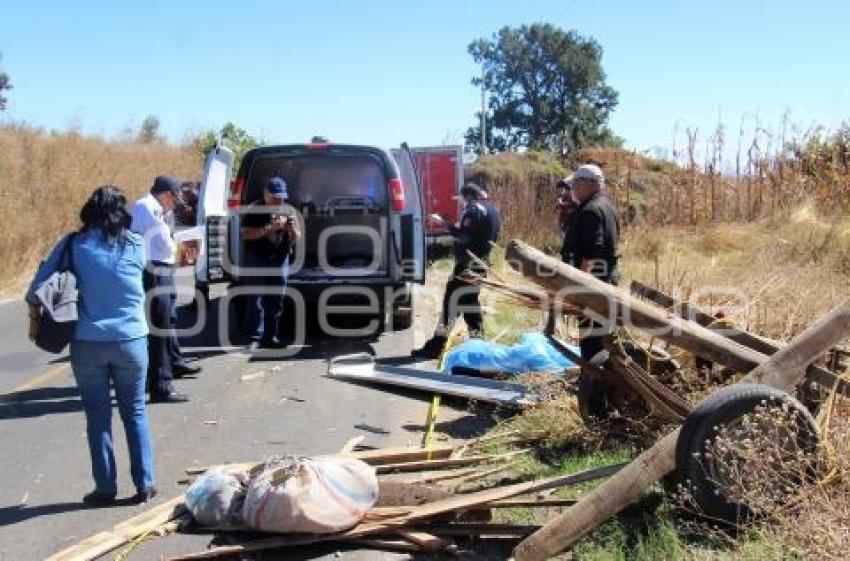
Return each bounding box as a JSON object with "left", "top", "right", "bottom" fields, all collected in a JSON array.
[{"left": 411, "top": 146, "right": 462, "bottom": 238}]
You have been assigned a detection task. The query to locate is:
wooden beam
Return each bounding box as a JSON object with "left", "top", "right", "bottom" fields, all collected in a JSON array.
[
  {"left": 375, "top": 450, "right": 528, "bottom": 474},
  {"left": 630, "top": 280, "right": 849, "bottom": 395},
  {"left": 408, "top": 522, "right": 543, "bottom": 536},
  {"left": 185, "top": 443, "right": 459, "bottom": 475},
  {"left": 505, "top": 240, "right": 767, "bottom": 373},
  {"left": 394, "top": 530, "right": 454, "bottom": 552},
  {"left": 44, "top": 496, "right": 186, "bottom": 561},
  {"left": 512, "top": 299, "right": 850, "bottom": 561}
]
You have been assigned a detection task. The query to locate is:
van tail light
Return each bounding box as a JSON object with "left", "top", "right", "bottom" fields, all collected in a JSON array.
[
  {"left": 389, "top": 178, "right": 405, "bottom": 212},
  {"left": 228, "top": 177, "right": 245, "bottom": 209}
]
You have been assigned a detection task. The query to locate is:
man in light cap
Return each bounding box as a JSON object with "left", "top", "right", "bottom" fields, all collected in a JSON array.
[
  {"left": 240, "top": 177, "right": 301, "bottom": 352},
  {"left": 561, "top": 164, "right": 620, "bottom": 362},
  {"left": 413, "top": 182, "right": 501, "bottom": 359},
  {"left": 131, "top": 175, "right": 201, "bottom": 403}
]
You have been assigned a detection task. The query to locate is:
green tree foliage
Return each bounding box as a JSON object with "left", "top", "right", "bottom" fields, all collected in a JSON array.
[
  {"left": 137, "top": 115, "right": 161, "bottom": 143},
  {"left": 193, "top": 121, "right": 262, "bottom": 168},
  {"left": 465, "top": 24, "right": 620, "bottom": 154},
  {"left": 0, "top": 54, "right": 12, "bottom": 111}
]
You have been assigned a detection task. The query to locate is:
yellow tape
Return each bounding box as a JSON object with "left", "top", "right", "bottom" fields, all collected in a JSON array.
[{"left": 423, "top": 324, "right": 465, "bottom": 459}]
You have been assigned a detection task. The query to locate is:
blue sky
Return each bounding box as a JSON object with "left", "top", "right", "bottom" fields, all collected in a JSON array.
[{"left": 1, "top": 0, "right": 848, "bottom": 155}]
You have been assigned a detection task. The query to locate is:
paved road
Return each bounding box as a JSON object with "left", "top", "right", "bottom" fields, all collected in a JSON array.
[{"left": 0, "top": 280, "right": 483, "bottom": 561}]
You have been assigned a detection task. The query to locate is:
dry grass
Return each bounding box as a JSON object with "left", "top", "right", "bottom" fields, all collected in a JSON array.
[
  {"left": 0, "top": 124, "right": 200, "bottom": 295},
  {"left": 477, "top": 195, "right": 850, "bottom": 558}
]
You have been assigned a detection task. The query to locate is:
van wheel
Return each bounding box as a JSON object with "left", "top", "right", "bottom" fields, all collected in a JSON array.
[{"left": 675, "top": 383, "right": 820, "bottom": 524}]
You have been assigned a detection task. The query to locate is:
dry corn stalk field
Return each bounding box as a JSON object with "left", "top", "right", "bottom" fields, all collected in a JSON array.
[{"left": 0, "top": 124, "right": 200, "bottom": 294}]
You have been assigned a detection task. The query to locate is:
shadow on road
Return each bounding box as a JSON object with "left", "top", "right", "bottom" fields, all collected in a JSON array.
[
  {"left": 176, "top": 292, "right": 391, "bottom": 363},
  {"left": 0, "top": 501, "right": 88, "bottom": 526},
  {"left": 401, "top": 406, "right": 501, "bottom": 440},
  {"left": 0, "top": 386, "right": 82, "bottom": 420}
]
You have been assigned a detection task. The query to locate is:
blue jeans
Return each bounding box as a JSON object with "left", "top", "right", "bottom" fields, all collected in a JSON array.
[
  {"left": 70, "top": 337, "right": 155, "bottom": 494},
  {"left": 244, "top": 252, "right": 289, "bottom": 343}
]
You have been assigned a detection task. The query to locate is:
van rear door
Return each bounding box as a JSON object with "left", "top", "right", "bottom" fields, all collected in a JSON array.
[
  {"left": 390, "top": 144, "right": 425, "bottom": 284},
  {"left": 196, "top": 146, "right": 234, "bottom": 284}
]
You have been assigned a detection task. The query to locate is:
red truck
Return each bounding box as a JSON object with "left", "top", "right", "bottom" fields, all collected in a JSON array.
[{"left": 410, "top": 145, "right": 463, "bottom": 248}]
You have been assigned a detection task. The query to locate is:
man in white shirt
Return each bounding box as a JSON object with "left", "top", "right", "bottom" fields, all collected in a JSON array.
[{"left": 131, "top": 176, "right": 200, "bottom": 403}]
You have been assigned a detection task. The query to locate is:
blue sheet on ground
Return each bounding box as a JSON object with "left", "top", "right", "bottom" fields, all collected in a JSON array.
[{"left": 442, "top": 332, "right": 579, "bottom": 376}]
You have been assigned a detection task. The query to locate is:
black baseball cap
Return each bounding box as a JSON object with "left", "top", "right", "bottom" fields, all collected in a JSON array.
[{"left": 460, "top": 182, "right": 484, "bottom": 199}]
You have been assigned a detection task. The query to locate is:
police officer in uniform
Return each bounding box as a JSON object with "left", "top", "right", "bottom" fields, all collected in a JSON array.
[
  {"left": 413, "top": 183, "right": 501, "bottom": 359},
  {"left": 560, "top": 164, "right": 620, "bottom": 362}
]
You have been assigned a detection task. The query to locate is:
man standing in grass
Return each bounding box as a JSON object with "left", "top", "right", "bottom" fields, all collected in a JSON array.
[
  {"left": 556, "top": 175, "right": 579, "bottom": 264},
  {"left": 561, "top": 164, "right": 620, "bottom": 361}
]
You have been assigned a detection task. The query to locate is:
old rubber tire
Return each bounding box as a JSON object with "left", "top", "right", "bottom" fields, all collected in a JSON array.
[
  {"left": 577, "top": 341, "right": 680, "bottom": 422},
  {"left": 675, "top": 383, "right": 819, "bottom": 524}
]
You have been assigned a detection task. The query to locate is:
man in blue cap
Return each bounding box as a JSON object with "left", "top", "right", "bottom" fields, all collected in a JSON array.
[
  {"left": 131, "top": 175, "right": 201, "bottom": 403},
  {"left": 240, "top": 177, "right": 301, "bottom": 351}
]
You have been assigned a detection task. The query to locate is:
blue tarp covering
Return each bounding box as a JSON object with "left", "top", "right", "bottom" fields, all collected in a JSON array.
[{"left": 442, "top": 332, "right": 579, "bottom": 376}]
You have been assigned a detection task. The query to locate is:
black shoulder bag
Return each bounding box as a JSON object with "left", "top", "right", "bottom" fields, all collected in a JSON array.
[{"left": 32, "top": 233, "right": 79, "bottom": 353}]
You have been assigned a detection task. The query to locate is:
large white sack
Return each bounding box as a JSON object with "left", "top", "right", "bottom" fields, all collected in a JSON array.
[
  {"left": 185, "top": 466, "right": 248, "bottom": 527},
  {"left": 242, "top": 456, "right": 378, "bottom": 533}
]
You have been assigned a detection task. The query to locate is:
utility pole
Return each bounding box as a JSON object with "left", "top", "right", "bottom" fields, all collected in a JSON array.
[{"left": 480, "top": 69, "right": 487, "bottom": 156}]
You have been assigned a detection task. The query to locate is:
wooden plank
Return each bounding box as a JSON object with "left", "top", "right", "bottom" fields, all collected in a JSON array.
[
  {"left": 342, "top": 538, "right": 425, "bottom": 554},
  {"left": 485, "top": 498, "right": 577, "bottom": 508},
  {"left": 512, "top": 299, "right": 850, "bottom": 561},
  {"left": 409, "top": 523, "right": 542, "bottom": 537},
  {"left": 394, "top": 530, "right": 453, "bottom": 552},
  {"left": 44, "top": 495, "right": 186, "bottom": 561},
  {"left": 185, "top": 443, "right": 458, "bottom": 475},
  {"left": 631, "top": 280, "right": 850, "bottom": 395},
  {"left": 165, "top": 463, "right": 625, "bottom": 560},
  {"left": 388, "top": 467, "right": 481, "bottom": 485},
  {"left": 376, "top": 450, "right": 528, "bottom": 474},
  {"left": 505, "top": 240, "right": 768, "bottom": 373}
]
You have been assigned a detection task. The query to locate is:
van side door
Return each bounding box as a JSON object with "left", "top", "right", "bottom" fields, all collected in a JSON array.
[
  {"left": 196, "top": 146, "right": 235, "bottom": 284},
  {"left": 390, "top": 144, "right": 426, "bottom": 284}
]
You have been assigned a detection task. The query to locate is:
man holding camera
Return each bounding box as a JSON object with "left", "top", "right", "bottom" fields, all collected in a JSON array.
[{"left": 240, "top": 177, "right": 301, "bottom": 352}]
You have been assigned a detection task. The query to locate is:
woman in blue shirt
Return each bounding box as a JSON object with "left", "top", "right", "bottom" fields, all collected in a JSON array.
[{"left": 26, "top": 186, "right": 156, "bottom": 506}]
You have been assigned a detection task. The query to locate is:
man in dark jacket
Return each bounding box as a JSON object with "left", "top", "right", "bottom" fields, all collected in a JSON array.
[
  {"left": 556, "top": 175, "right": 579, "bottom": 264},
  {"left": 561, "top": 164, "right": 620, "bottom": 362},
  {"left": 240, "top": 177, "right": 301, "bottom": 352},
  {"left": 412, "top": 183, "right": 501, "bottom": 359}
]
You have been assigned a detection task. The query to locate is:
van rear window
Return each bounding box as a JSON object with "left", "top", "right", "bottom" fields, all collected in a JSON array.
[{"left": 248, "top": 154, "right": 387, "bottom": 212}]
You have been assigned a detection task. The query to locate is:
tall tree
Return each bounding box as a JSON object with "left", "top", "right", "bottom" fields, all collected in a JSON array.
[
  {"left": 466, "top": 24, "right": 620, "bottom": 154},
  {"left": 0, "top": 54, "right": 12, "bottom": 111},
  {"left": 192, "top": 121, "right": 262, "bottom": 168}
]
